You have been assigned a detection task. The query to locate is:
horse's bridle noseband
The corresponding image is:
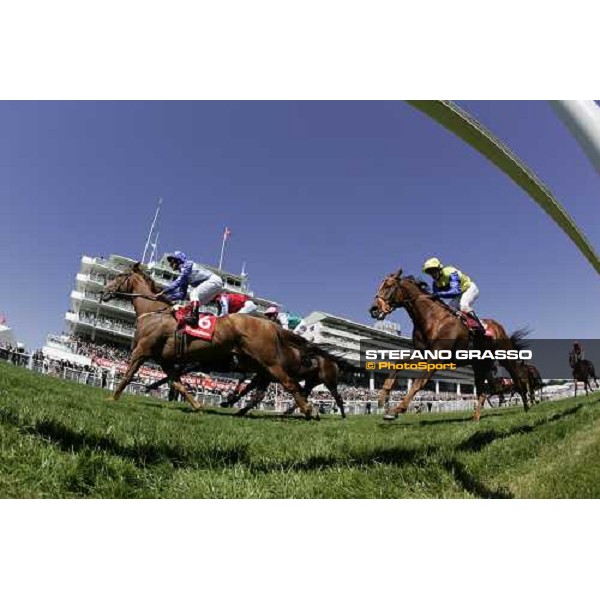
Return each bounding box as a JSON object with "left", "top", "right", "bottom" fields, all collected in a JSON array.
[{"left": 375, "top": 277, "right": 402, "bottom": 316}]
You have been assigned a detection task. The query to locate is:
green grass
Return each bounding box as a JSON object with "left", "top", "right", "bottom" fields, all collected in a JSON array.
[{"left": 1, "top": 360, "right": 599, "bottom": 498}]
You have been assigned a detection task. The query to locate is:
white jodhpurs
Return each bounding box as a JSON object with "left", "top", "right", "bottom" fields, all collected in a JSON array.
[
  {"left": 238, "top": 300, "right": 258, "bottom": 314},
  {"left": 448, "top": 283, "right": 480, "bottom": 312},
  {"left": 189, "top": 275, "right": 223, "bottom": 304}
]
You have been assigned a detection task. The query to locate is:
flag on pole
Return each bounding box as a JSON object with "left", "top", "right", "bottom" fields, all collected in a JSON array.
[{"left": 219, "top": 227, "right": 232, "bottom": 271}]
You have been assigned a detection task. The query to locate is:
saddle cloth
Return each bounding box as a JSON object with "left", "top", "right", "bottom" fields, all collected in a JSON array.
[
  {"left": 174, "top": 306, "right": 217, "bottom": 341},
  {"left": 459, "top": 312, "right": 494, "bottom": 338}
]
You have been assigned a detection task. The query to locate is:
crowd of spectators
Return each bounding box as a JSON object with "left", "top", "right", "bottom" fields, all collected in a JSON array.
[
  {"left": 77, "top": 312, "right": 135, "bottom": 335},
  {"left": 69, "top": 334, "right": 131, "bottom": 362},
  {"left": 0, "top": 341, "right": 29, "bottom": 367}
]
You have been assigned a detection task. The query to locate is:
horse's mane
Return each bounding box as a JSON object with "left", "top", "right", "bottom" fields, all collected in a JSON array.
[
  {"left": 402, "top": 275, "right": 431, "bottom": 293},
  {"left": 131, "top": 264, "right": 161, "bottom": 294}
]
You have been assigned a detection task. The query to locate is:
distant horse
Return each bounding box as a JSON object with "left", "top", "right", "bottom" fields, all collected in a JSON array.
[
  {"left": 488, "top": 377, "right": 516, "bottom": 406},
  {"left": 570, "top": 358, "right": 598, "bottom": 397},
  {"left": 489, "top": 363, "right": 543, "bottom": 406},
  {"left": 100, "top": 263, "right": 320, "bottom": 418},
  {"left": 369, "top": 269, "right": 530, "bottom": 421},
  {"left": 522, "top": 362, "right": 544, "bottom": 404}
]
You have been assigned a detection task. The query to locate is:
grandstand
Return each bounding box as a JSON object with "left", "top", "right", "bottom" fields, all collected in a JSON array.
[{"left": 54, "top": 253, "right": 277, "bottom": 353}]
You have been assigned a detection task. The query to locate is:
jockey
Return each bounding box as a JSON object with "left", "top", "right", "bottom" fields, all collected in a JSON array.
[
  {"left": 572, "top": 341, "right": 585, "bottom": 362},
  {"left": 215, "top": 291, "right": 258, "bottom": 317},
  {"left": 264, "top": 305, "right": 308, "bottom": 337},
  {"left": 422, "top": 257, "right": 484, "bottom": 332},
  {"left": 156, "top": 251, "right": 224, "bottom": 327}
]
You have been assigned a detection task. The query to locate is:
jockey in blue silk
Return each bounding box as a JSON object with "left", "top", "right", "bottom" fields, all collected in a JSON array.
[
  {"left": 422, "top": 257, "right": 485, "bottom": 332},
  {"left": 156, "top": 251, "right": 224, "bottom": 327}
]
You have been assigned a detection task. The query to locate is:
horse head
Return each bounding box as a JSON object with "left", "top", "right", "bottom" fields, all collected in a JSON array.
[
  {"left": 369, "top": 268, "right": 404, "bottom": 320},
  {"left": 100, "top": 262, "right": 152, "bottom": 302}
]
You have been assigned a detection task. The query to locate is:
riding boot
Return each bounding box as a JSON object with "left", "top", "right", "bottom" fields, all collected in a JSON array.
[
  {"left": 466, "top": 310, "right": 486, "bottom": 333},
  {"left": 186, "top": 301, "right": 200, "bottom": 327}
]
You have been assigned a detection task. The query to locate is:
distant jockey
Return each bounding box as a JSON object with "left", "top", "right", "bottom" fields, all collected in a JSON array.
[
  {"left": 215, "top": 292, "right": 258, "bottom": 317},
  {"left": 572, "top": 342, "right": 585, "bottom": 362},
  {"left": 156, "top": 251, "right": 224, "bottom": 327},
  {"left": 264, "top": 306, "right": 308, "bottom": 337},
  {"left": 422, "top": 257, "right": 485, "bottom": 332}
]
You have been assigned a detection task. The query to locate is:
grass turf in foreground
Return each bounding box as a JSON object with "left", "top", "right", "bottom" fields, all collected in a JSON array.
[{"left": 1, "top": 361, "right": 599, "bottom": 498}]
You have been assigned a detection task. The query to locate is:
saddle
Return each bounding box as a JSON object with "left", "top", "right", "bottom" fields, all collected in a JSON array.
[
  {"left": 174, "top": 305, "right": 217, "bottom": 341},
  {"left": 433, "top": 298, "right": 494, "bottom": 338},
  {"left": 459, "top": 312, "right": 493, "bottom": 337}
]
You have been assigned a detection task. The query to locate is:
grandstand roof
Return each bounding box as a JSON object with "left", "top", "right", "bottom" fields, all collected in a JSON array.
[{"left": 305, "top": 311, "right": 410, "bottom": 343}]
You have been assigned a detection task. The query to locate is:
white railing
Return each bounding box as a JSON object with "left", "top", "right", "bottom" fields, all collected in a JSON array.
[{"left": 2, "top": 349, "right": 571, "bottom": 414}]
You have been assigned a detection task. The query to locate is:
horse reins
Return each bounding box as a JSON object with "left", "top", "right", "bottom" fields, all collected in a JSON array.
[{"left": 102, "top": 291, "right": 173, "bottom": 320}]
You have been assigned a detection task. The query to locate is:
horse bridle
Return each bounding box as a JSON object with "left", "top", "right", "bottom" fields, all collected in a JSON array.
[
  {"left": 375, "top": 277, "right": 402, "bottom": 315},
  {"left": 101, "top": 272, "right": 171, "bottom": 305},
  {"left": 376, "top": 276, "right": 435, "bottom": 316}
]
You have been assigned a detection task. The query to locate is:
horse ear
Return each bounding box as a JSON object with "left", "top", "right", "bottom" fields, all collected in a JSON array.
[
  {"left": 132, "top": 262, "right": 141, "bottom": 272},
  {"left": 395, "top": 268, "right": 403, "bottom": 279}
]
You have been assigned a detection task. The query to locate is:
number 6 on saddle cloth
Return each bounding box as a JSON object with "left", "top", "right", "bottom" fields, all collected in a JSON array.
[{"left": 174, "top": 306, "right": 217, "bottom": 341}]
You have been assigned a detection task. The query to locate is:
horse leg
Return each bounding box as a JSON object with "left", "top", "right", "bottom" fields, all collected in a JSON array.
[
  {"left": 265, "top": 365, "right": 313, "bottom": 419},
  {"left": 159, "top": 364, "right": 202, "bottom": 411},
  {"left": 592, "top": 367, "right": 599, "bottom": 390},
  {"left": 384, "top": 372, "right": 435, "bottom": 421},
  {"left": 502, "top": 360, "right": 529, "bottom": 412},
  {"left": 319, "top": 364, "right": 346, "bottom": 419},
  {"left": 222, "top": 375, "right": 259, "bottom": 408},
  {"left": 236, "top": 377, "right": 270, "bottom": 416},
  {"left": 472, "top": 370, "right": 489, "bottom": 422},
  {"left": 111, "top": 352, "right": 147, "bottom": 401},
  {"left": 170, "top": 375, "right": 203, "bottom": 411},
  {"left": 378, "top": 373, "right": 397, "bottom": 408}
]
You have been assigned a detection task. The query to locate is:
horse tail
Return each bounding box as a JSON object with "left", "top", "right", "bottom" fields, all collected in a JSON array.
[
  {"left": 509, "top": 327, "right": 531, "bottom": 352},
  {"left": 273, "top": 326, "right": 287, "bottom": 365}
]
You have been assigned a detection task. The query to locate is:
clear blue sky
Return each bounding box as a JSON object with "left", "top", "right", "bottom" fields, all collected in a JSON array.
[{"left": 1, "top": 101, "right": 599, "bottom": 349}]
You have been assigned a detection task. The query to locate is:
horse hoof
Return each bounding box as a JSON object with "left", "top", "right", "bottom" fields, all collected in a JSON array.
[
  {"left": 383, "top": 414, "right": 397, "bottom": 421},
  {"left": 219, "top": 401, "right": 231, "bottom": 408}
]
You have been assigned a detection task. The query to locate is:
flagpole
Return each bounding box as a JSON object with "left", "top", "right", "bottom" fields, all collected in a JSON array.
[
  {"left": 149, "top": 231, "right": 160, "bottom": 264},
  {"left": 218, "top": 234, "right": 227, "bottom": 271},
  {"left": 142, "top": 198, "right": 162, "bottom": 264}
]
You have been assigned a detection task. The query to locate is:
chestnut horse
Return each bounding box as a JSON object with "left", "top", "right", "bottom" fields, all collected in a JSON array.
[
  {"left": 221, "top": 331, "right": 349, "bottom": 418},
  {"left": 369, "top": 269, "right": 529, "bottom": 421},
  {"left": 100, "top": 263, "right": 318, "bottom": 418}
]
